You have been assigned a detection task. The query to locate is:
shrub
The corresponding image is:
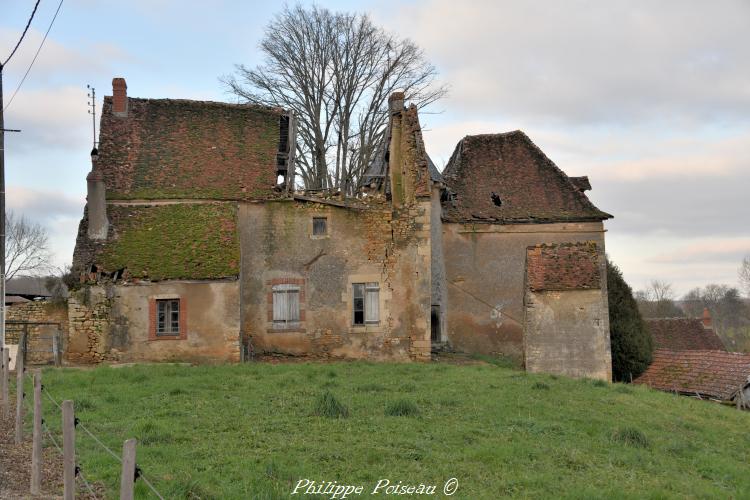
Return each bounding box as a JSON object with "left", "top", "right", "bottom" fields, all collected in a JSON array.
[
  {"left": 612, "top": 427, "right": 649, "bottom": 448},
  {"left": 385, "top": 399, "right": 420, "bottom": 417},
  {"left": 608, "top": 259, "right": 653, "bottom": 381},
  {"left": 313, "top": 391, "right": 349, "bottom": 418}
]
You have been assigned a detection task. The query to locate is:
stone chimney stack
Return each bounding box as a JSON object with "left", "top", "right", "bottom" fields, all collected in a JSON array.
[
  {"left": 112, "top": 77, "right": 128, "bottom": 116},
  {"left": 388, "top": 92, "right": 405, "bottom": 208},
  {"left": 86, "top": 148, "right": 108, "bottom": 240},
  {"left": 388, "top": 91, "right": 404, "bottom": 114},
  {"left": 702, "top": 307, "right": 712, "bottom": 329}
]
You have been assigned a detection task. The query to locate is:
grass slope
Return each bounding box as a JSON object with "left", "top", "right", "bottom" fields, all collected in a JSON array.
[{"left": 26, "top": 362, "right": 750, "bottom": 499}]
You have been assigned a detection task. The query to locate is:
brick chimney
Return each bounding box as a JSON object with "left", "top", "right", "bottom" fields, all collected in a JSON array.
[
  {"left": 702, "top": 307, "right": 712, "bottom": 329},
  {"left": 112, "top": 77, "right": 128, "bottom": 116}
]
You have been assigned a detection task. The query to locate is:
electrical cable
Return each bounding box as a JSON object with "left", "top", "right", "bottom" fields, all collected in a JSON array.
[
  {"left": 3, "top": 0, "right": 64, "bottom": 112},
  {"left": 2, "top": 0, "right": 41, "bottom": 67}
]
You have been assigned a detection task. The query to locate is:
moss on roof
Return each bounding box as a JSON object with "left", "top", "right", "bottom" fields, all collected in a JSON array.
[
  {"left": 98, "top": 97, "right": 282, "bottom": 200},
  {"left": 99, "top": 203, "right": 239, "bottom": 280}
]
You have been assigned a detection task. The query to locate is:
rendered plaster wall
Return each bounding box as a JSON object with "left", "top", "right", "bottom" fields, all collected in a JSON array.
[
  {"left": 441, "top": 221, "right": 607, "bottom": 362},
  {"left": 430, "top": 186, "right": 447, "bottom": 341},
  {"left": 67, "top": 281, "right": 240, "bottom": 363},
  {"left": 238, "top": 199, "right": 431, "bottom": 360},
  {"left": 524, "top": 289, "right": 611, "bottom": 380}
]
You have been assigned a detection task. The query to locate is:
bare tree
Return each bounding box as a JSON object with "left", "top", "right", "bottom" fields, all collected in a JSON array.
[
  {"left": 740, "top": 255, "right": 750, "bottom": 298},
  {"left": 5, "top": 211, "right": 52, "bottom": 280},
  {"left": 636, "top": 280, "right": 684, "bottom": 318},
  {"left": 222, "top": 4, "right": 447, "bottom": 191}
]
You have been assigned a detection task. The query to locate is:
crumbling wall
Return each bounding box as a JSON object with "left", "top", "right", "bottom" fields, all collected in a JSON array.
[
  {"left": 67, "top": 281, "right": 240, "bottom": 363},
  {"left": 6, "top": 301, "right": 69, "bottom": 364},
  {"left": 442, "top": 221, "right": 607, "bottom": 362},
  {"left": 238, "top": 196, "right": 431, "bottom": 361},
  {"left": 524, "top": 242, "right": 611, "bottom": 380},
  {"left": 67, "top": 287, "right": 113, "bottom": 364}
]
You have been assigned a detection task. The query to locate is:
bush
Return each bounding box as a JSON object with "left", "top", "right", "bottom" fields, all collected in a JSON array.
[
  {"left": 608, "top": 259, "right": 653, "bottom": 381},
  {"left": 313, "top": 391, "right": 349, "bottom": 418},
  {"left": 385, "top": 399, "right": 420, "bottom": 417}
]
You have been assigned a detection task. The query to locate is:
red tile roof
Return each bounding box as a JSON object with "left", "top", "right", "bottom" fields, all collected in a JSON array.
[
  {"left": 526, "top": 242, "right": 601, "bottom": 291},
  {"left": 634, "top": 349, "right": 750, "bottom": 400},
  {"left": 645, "top": 318, "right": 725, "bottom": 351},
  {"left": 97, "top": 96, "right": 284, "bottom": 200},
  {"left": 440, "top": 131, "right": 612, "bottom": 224}
]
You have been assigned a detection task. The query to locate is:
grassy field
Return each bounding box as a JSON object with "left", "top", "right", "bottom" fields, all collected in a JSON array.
[{"left": 24, "top": 361, "right": 750, "bottom": 499}]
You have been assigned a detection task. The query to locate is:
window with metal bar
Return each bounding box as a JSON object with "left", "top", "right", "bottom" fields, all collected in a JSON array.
[{"left": 313, "top": 217, "right": 327, "bottom": 236}]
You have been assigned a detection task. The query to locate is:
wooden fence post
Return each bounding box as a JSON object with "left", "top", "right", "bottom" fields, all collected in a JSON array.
[
  {"left": 120, "top": 438, "right": 137, "bottom": 500},
  {"left": 15, "top": 339, "right": 24, "bottom": 444},
  {"left": 2, "top": 347, "right": 9, "bottom": 416},
  {"left": 62, "top": 400, "right": 75, "bottom": 500},
  {"left": 31, "top": 371, "right": 42, "bottom": 495}
]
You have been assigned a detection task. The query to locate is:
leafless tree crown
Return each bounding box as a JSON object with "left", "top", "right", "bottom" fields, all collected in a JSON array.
[
  {"left": 740, "top": 255, "right": 750, "bottom": 298},
  {"left": 222, "top": 4, "right": 447, "bottom": 192},
  {"left": 5, "top": 211, "right": 52, "bottom": 280}
]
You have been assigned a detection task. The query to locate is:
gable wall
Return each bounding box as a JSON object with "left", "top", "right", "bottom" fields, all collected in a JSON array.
[{"left": 440, "top": 221, "right": 607, "bottom": 366}]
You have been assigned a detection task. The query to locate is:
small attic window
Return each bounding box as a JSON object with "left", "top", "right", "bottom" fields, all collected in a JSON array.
[{"left": 491, "top": 192, "right": 502, "bottom": 207}]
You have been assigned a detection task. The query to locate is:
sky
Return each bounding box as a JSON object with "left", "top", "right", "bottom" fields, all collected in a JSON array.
[{"left": 1, "top": 0, "right": 748, "bottom": 296}]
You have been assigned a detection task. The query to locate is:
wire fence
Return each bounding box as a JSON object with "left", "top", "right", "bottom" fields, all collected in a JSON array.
[{"left": 17, "top": 370, "right": 166, "bottom": 499}]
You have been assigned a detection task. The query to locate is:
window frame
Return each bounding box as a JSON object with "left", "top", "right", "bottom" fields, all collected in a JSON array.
[
  {"left": 272, "top": 284, "right": 301, "bottom": 328},
  {"left": 149, "top": 296, "right": 187, "bottom": 341},
  {"left": 312, "top": 217, "right": 328, "bottom": 236},
  {"left": 352, "top": 282, "right": 380, "bottom": 326},
  {"left": 156, "top": 299, "right": 181, "bottom": 336}
]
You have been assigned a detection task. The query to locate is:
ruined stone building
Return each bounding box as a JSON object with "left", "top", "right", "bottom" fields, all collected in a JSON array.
[{"left": 69, "top": 78, "right": 613, "bottom": 379}]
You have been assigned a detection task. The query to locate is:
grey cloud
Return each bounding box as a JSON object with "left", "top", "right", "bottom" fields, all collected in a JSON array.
[{"left": 388, "top": 0, "right": 750, "bottom": 126}]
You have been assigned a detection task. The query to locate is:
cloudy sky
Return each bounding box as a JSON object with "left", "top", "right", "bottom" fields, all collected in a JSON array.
[{"left": 2, "top": 0, "right": 748, "bottom": 295}]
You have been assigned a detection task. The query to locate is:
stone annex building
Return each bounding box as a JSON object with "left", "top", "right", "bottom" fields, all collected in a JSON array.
[{"left": 68, "top": 78, "right": 614, "bottom": 380}]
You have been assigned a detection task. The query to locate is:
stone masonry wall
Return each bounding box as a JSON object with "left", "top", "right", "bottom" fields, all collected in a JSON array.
[
  {"left": 67, "top": 287, "right": 114, "bottom": 364},
  {"left": 6, "top": 301, "right": 69, "bottom": 364}
]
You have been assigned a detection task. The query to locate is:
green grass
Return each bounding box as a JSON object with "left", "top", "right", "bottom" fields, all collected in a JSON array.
[{"left": 21, "top": 362, "right": 750, "bottom": 499}]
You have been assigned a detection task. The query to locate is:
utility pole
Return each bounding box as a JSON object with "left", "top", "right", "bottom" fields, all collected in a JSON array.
[
  {"left": 1, "top": 63, "right": 6, "bottom": 349},
  {"left": 0, "top": 65, "right": 21, "bottom": 348}
]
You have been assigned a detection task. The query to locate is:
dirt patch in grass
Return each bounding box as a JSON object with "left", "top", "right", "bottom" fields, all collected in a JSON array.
[{"left": 0, "top": 382, "right": 100, "bottom": 498}]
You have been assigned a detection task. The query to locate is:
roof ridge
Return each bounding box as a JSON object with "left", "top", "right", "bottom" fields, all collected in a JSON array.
[{"left": 103, "top": 95, "right": 286, "bottom": 114}]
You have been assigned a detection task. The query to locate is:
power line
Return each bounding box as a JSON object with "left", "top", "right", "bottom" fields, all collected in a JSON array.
[
  {"left": 3, "top": 0, "right": 64, "bottom": 112},
  {"left": 2, "top": 0, "right": 42, "bottom": 67}
]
